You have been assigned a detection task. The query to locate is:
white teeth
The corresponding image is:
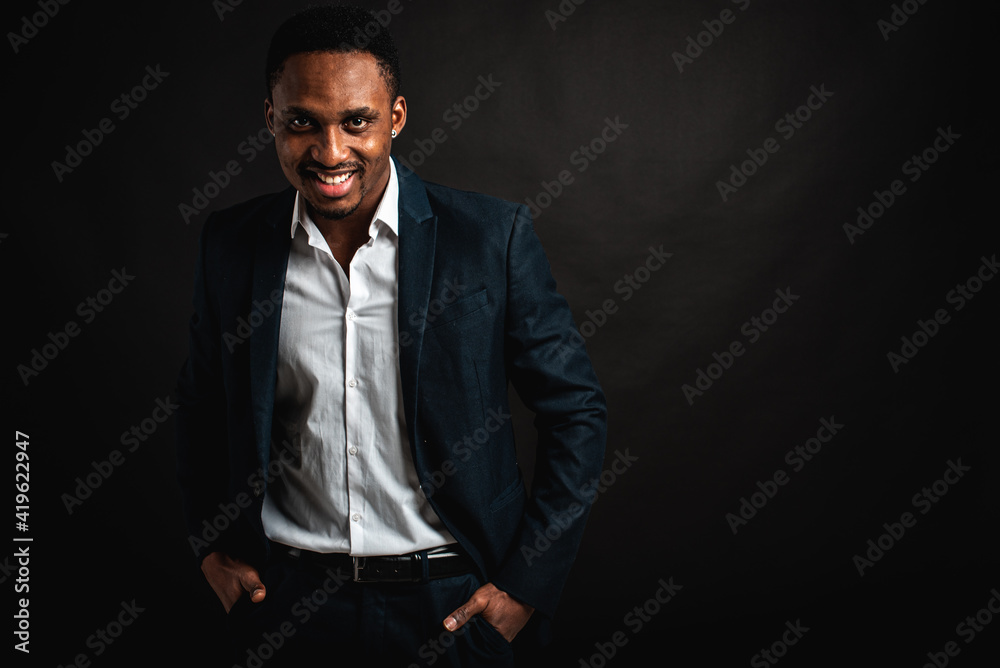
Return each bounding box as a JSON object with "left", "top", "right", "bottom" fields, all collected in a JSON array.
[{"left": 317, "top": 171, "right": 353, "bottom": 185}]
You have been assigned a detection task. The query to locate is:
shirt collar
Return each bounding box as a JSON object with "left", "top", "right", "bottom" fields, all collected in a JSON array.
[{"left": 290, "top": 158, "right": 399, "bottom": 247}]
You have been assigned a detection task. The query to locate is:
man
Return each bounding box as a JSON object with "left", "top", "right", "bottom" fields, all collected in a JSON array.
[{"left": 176, "top": 6, "right": 606, "bottom": 666}]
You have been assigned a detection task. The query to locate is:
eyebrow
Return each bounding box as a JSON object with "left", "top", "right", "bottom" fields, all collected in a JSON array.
[{"left": 279, "top": 105, "right": 382, "bottom": 119}]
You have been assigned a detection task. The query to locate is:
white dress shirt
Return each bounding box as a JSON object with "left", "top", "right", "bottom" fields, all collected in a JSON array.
[{"left": 261, "top": 160, "right": 455, "bottom": 556}]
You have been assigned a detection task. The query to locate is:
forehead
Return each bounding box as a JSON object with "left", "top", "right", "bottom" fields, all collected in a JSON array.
[{"left": 273, "top": 51, "right": 390, "bottom": 108}]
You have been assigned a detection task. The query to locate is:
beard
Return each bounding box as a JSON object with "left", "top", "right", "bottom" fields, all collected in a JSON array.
[
  {"left": 302, "top": 166, "right": 367, "bottom": 222},
  {"left": 306, "top": 196, "right": 363, "bottom": 222}
]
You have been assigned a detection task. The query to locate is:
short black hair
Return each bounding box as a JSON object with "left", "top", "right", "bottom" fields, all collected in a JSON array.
[{"left": 265, "top": 5, "right": 401, "bottom": 101}]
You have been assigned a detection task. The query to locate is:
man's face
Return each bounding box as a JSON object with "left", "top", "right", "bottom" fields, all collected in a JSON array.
[{"left": 265, "top": 51, "right": 405, "bottom": 224}]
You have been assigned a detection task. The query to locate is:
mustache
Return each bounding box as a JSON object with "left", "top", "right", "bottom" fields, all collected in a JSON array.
[{"left": 300, "top": 161, "right": 365, "bottom": 174}]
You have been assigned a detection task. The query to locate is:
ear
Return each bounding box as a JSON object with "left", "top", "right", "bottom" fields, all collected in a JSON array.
[
  {"left": 391, "top": 95, "right": 407, "bottom": 137},
  {"left": 264, "top": 97, "right": 276, "bottom": 136}
]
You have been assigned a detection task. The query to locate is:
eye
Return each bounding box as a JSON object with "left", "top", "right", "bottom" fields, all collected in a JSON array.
[
  {"left": 290, "top": 117, "right": 312, "bottom": 129},
  {"left": 347, "top": 117, "right": 369, "bottom": 130}
]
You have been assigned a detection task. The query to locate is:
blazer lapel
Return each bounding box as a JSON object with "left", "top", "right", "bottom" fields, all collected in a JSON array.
[
  {"left": 250, "top": 187, "right": 295, "bottom": 469},
  {"left": 395, "top": 158, "right": 437, "bottom": 443}
]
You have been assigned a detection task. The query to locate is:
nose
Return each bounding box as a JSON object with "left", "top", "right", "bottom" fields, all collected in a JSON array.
[{"left": 311, "top": 126, "right": 350, "bottom": 167}]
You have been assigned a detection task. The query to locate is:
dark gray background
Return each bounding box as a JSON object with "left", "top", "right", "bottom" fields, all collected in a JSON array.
[{"left": 5, "top": 0, "right": 997, "bottom": 666}]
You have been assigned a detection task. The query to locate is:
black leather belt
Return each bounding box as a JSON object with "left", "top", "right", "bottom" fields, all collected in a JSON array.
[{"left": 274, "top": 544, "right": 477, "bottom": 583}]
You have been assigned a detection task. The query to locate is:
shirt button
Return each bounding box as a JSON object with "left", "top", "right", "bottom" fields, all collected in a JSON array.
[
  {"left": 349, "top": 446, "right": 358, "bottom": 455},
  {"left": 346, "top": 310, "right": 356, "bottom": 321},
  {"left": 348, "top": 378, "right": 357, "bottom": 388},
  {"left": 352, "top": 513, "right": 361, "bottom": 522}
]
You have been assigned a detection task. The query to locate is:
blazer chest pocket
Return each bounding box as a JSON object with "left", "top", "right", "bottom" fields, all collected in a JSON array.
[{"left": 424, "top": 288, "right": 488, "bottom": 331}]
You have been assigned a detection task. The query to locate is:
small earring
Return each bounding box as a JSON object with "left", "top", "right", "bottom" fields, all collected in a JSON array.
[{"left": 391, "top": 129, "right": 397, "bottom": 138}]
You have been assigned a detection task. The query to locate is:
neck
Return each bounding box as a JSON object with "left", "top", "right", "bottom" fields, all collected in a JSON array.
[{"left": 311, "top": 165, "right": 392, "bottom": 275}]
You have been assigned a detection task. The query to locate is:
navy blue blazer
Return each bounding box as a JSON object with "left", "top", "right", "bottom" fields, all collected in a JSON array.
[{"left": 175, "top": 158, "right": 607, "bottom": 618}]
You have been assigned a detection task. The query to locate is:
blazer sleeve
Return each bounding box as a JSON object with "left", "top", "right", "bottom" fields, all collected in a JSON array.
[
  {"left": 490, "top": 205, "right": 608, "bottom": 617},
  {"left": 174, "top": 215, "right": 234, "bottom": 564}
]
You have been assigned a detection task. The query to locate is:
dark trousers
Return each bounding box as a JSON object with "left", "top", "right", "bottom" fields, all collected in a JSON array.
[{"left": 226, "top": 548, "right": 515, "bottom": 668}]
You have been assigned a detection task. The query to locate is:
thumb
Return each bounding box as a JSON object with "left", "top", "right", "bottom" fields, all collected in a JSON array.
[
  {"left": 239, "top": 566, "right": 266, "bottom": 603},
  {"left": 444, "top": 593, "right": 486, "bottom": 632}
]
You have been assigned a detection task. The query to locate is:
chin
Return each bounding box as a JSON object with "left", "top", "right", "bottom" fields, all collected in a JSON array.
[{"left": 309, "top": 197, "right": 362, "bottom": 222}]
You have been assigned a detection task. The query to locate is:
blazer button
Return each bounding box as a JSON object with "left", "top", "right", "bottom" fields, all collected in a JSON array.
[{"left": 253, "top": 483, "right": 264, "bottom": 497}]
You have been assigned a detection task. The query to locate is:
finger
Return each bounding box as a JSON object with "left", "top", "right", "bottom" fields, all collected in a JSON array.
[
  {"left": 443, "top": 595, "right": 485, "bottom": 632},
  {"left": 239, "top": 567, "right": 266, "bottom": 603}
]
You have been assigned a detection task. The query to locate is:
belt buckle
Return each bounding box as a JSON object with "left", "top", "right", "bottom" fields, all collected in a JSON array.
[
  {"left": 352, "top": 554, "right": 423, "bottom": 582},
  {"left": 352, "top": 556, "right": 367, "bottom": 582}
]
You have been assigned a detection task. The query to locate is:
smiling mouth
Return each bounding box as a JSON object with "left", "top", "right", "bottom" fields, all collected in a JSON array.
[
  {"left": 314, "top": 170, "right": 356, "bottom": 185},
  {"left": 307, "top": 167, "right": 361, "bottom": 199}
]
